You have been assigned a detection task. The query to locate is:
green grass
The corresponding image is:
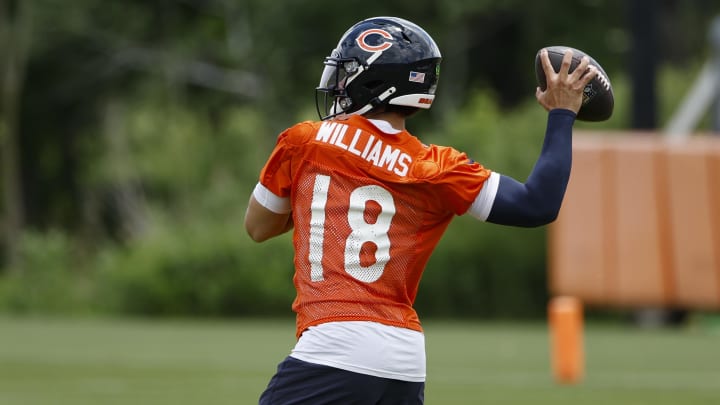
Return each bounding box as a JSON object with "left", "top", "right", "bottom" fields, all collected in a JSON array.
[{"left": 1, "top": 317, "right": 719, "bottom": 404}]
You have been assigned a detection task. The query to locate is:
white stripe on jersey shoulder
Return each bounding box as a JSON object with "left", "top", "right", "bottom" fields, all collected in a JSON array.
[
  {"left": 468, "top": 171, "right": 500, "bottom": 221},
  {"left": 252, "top": 182, "right": 291, "bottom": 214},
  {"left": 367, "top": 118, "right": 402, "bottom": 134}
]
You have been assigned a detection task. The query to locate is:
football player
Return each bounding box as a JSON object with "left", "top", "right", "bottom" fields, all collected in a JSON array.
[{"left": 245, "top": 16, "right": 596, "bottom": 405}]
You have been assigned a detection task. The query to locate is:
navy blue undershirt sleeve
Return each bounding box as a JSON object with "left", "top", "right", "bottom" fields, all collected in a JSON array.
[{"left": 486, "top": 109, "right": 576, "bottom": 227}]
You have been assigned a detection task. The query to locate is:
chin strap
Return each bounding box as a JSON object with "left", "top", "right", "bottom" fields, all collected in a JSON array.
[
  {"left": 353, "top": 86, "right": 397, "bottom": 116},
  {"left": 320, "top": 85, "right": 397, "bottom": 121}
]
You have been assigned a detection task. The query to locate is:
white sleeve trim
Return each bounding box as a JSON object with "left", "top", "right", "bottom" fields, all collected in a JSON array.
[
  {"left": 467, "top": 172, "right": 500, "bottom": 221},
  {"left": 252, "top": 183, "right": 291, "bottom": 214}
]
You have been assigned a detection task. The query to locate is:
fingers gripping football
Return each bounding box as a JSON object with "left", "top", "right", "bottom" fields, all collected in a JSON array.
[
  {"left": 534, "top": 46, "right": 615, "bottom": 121},
  {"left": 535, "top": 49, "right": 597, "bottom": 114}
]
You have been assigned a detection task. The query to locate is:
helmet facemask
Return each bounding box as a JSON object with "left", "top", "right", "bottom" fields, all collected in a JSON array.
[{"left": 315, "top": 51, "right": 364, "bottom": 120}]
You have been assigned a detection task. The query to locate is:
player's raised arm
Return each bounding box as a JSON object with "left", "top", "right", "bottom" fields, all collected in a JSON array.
[
  {"left": 472, "top": 49, "right": 596, "bottom": 227},
  {"left": 483, "top": 109, "right": 575, "bottom": 227}
]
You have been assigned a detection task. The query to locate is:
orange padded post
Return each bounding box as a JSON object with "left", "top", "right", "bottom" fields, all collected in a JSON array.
[
  {"left": 611, "top": 139, "right": 669, "bottom": 306},
  {"left": 549, "top": 138, "right": 610, "bottom": 304},
  {"left": 664, "top": 143, "right": 720, "bottom": 308},
  {"left": 548, "top": 296, "right": 584, "bottom": 384},
  {"left": 708, "top": 146, "right": 720, "bottom": 306}
]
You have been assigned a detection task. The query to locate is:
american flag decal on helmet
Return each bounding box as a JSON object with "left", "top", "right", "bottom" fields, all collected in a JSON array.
[{"left": 408, "top": 71, "right": 425, "bottom": 83}]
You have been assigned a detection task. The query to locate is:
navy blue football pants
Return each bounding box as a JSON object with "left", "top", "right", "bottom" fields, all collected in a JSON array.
[{"left": 259, "top": 356, "right": 425, "bottom": 404}]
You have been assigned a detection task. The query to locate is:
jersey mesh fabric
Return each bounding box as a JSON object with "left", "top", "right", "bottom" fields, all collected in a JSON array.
[{"left": 258, "top": 115, "right": 492, "bottom": 338}]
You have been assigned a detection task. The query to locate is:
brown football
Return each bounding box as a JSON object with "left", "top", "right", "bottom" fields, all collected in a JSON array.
[{"left": 535, "top": 46, "right": 614, "bottom": 122}]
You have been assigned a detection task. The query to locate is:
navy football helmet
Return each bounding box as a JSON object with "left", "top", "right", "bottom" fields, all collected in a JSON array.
[{"left": 316, "top": 17, "right": 442, "bottom": 120}]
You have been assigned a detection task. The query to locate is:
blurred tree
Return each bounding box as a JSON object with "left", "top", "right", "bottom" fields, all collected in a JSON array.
[
  {"left": 629, "top": 0, "right": 659, "bottom": 129},
  {"left": 0, "top": 0, "right": 32, "bottom": 271},
  {"left": 100, "top": 96, "right": 148, "bottom": 239}
]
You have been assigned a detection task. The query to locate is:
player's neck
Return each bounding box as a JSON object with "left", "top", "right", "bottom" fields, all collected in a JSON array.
[{"left": 364, "top": 111, "right": 406, "bottom": 132}]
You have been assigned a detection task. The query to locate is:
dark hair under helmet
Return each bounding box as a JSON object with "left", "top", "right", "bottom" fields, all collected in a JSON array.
[{"left": 316, "top": 16, "right": 442, "bottom": 120}]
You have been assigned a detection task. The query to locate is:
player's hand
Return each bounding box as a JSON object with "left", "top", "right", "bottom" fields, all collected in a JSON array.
[{"left": 535, "top": 49, "right": 597, "bottom": 114}]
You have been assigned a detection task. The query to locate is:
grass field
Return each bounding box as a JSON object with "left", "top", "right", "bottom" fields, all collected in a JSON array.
[{"left": 1, "top": 316, "right": 719, "bottom": 404}]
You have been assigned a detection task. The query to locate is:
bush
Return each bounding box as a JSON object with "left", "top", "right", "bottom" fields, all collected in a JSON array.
[
  {"left": 96, "top": 217, "right": 296, "bottom": 317},
  {"left": 0, "top": 230, "right": 96, "bottom": 314}
]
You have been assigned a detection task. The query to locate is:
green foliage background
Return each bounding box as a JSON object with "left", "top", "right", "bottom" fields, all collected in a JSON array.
[{"left": 1, "top": 0, "right": 719, "bottom": 319}]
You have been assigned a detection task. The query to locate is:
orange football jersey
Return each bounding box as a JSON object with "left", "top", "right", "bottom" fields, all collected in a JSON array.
[{"left": 259, "top": 115, "right": 492, "bottom": 338}]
